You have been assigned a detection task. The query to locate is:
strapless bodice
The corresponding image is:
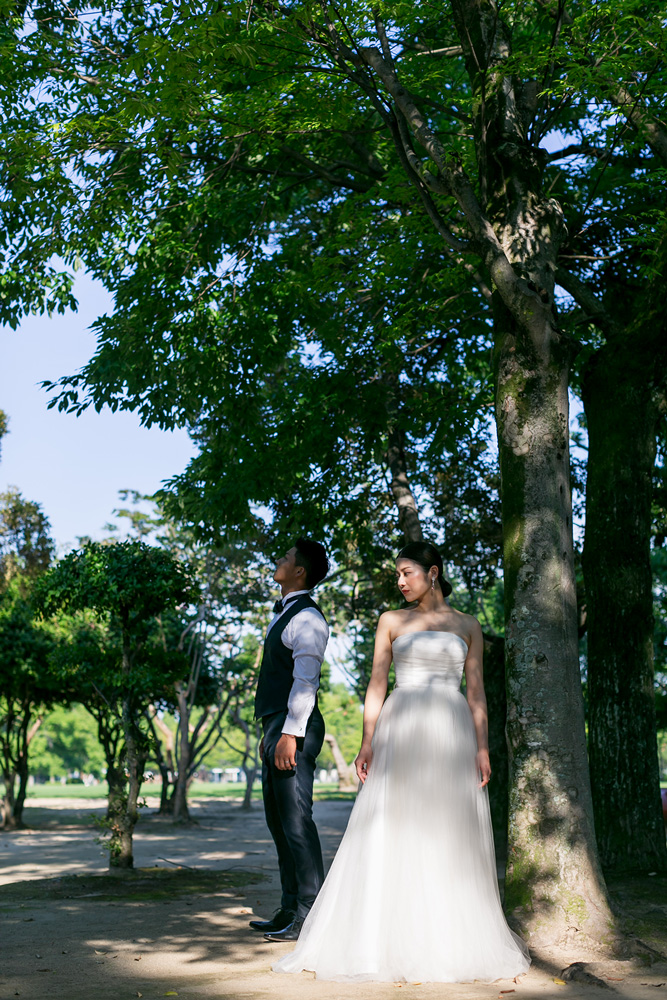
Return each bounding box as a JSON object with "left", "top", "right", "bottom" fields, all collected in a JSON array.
[{"left": 391, "top": 630, "right": 467, "bottom": 690}]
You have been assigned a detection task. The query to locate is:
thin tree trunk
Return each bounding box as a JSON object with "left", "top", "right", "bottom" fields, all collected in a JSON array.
[
  {"left": 0, "top": 704, "right": 42, "bottom": 830},
  {"left": 385, "top": 422, "right": 423, "bottom": 544},
  {"left": 12, "top": 715, "right": 42, "bottom": 828},
  {"left": 106, "top": 762, "right": 126, "bottom": 824},
  {"left": 1, "top": 699, "right": 20, "bottom": 830},
  {"left": 0, "top": 768, "right": 18, "bottom": 830},
  {"left": 582, "top": 334, "right": 667, "bottom": 872},
  {"left": 112, "top": 634, "right": 144, "bottom": 869},
  {"left": 323, "top": 732, "right": 357, "bottom": 791},
  {"left": 146, "top": 709, "right": 174, "bottom": 815},
  {"left": 172, "top": 683, "right": 192, "bottom": 823},
  {"left": 241, "top": 763, "right": 258, "bottom": 810}
]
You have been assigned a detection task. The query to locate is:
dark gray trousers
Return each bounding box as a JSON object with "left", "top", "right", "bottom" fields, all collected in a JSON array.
[{"left": 261, "top": 708, "right": 325, "bottom": 920}]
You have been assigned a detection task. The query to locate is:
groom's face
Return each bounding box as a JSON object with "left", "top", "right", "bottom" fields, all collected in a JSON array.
[{"left": 273, "top": 546, "right": 305, "bottom": 588}]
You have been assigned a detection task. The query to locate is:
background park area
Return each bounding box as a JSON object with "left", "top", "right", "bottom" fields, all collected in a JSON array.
[{"left": 2, "top": 2, "right": 667, "bottom": 998}]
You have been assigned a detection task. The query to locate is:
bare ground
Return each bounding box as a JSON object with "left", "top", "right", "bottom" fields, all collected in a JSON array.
[{"left": 0, "top": 796, "right": 665, "bottom": 1000}]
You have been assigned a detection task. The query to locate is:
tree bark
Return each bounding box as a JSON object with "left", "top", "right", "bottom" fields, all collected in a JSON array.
[
  {"left": 385, "top": 422, "right": 423, "bottom": 544},
  {"left": 171, "top": 683, "right": 192, "bottom": 823},
  {"left": 582, "top": 333, "right": 667, "bottom": 872},
  {"left": 241, "top": 762, "right": 258, "bottom": 810},
  {"left": 12, "top": 715, "right": 42, "bottom": 829},
  {"left": 494, "top": 296, "right": 617, "bottom": 947},
  {"left": 483, "top": 634, "right": 508, "bottom": 862},
  {"left": 1, "top": 768, "right": 18, "bottom": 830},
  {"left": 0, "top": 703, "right": 41, "bottom": 830},
  {"left": 146, "top": 708, "right": 175, "bottom": 815},
  {"left": 435, "top": 0, "right": 617, "bottom": 948},
  {"left": 111, "top": 633, "right": 146, "bottom": 869},
  {"left": 324, "top": 732, "right": 357, "bottom": 791}
]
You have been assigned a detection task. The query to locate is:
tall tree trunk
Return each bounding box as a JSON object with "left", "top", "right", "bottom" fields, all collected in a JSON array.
[
  {"left": 440, "top": 0, "right": 617, "bottom": 947},
  {"left": 483, "top": 634, "right": 509, "bottom": 863},
  {"left": 315, "top": 0, "right": 617, "bottom": 947},
  {"left": 582, "top": 334, "right": 667, "bottom": 872},
  {"left": 494, "top": 298, "right": 615, "bottom": 948}
]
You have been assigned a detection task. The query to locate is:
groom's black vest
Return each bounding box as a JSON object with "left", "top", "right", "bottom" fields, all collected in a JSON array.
[{"left": 254, "top": 595, "right": 326, "bottom": 720}]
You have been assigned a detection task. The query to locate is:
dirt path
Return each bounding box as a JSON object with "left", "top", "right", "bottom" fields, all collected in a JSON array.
[{"left": 0, "top": 797, "right": 665, "bottom": 1000}]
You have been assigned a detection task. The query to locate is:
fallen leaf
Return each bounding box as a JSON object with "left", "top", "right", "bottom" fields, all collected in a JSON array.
[
  {"left": 553, "top": 978, "right": 567, "bottom": 985},
  {"left": 136, "top": 994, "right": 143, "bottom": 998},
  {"left": 500, "top": 991, "right": 516, "bottom": 995},
  {"left": 606, "top": 978, "right": 624, "bottom": 981},
  {"left": 134, "top": 956, "right": 142, "bottom": 962},
  {"left": 94, "top": 950, "right": 107, "bottom": 956},
  {"left": 164, "top": 993, "right": 179, "bottom": 997}
]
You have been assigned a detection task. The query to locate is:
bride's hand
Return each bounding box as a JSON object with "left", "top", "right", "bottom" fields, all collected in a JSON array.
[
  {"left": 355, "top": 745, "right": 373, "bottom": 783},
  {"left": 476, "top": 749, "right": 491, "bottom": 788}
]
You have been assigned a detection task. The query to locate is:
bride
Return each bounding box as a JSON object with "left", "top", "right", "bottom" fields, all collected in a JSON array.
[{"left": 272, "top": 540, "right": 531, "bottom": 983}]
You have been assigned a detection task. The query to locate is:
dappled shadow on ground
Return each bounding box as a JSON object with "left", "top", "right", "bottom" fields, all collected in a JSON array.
[
  {"left": 2, "top": 800, "right": 666, "bottom": 1000},
  {"left": 1, "top": 797, "right": 351, "bottom": 886},
  {"left": 2, "top": 873, "right": 667, "bottom": 1000}
]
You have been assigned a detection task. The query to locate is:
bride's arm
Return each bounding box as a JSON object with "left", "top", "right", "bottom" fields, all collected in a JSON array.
[
  {"left": 354, "top": 612, "right": 393, "bottom": 783},
  {"left": 464, "top": 619, "right": 491, "bottom": 788}
]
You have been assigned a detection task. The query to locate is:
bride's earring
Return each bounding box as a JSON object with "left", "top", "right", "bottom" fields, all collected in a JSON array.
[{"left": 431, "top": 576, "right": 435, "bottom": 591}]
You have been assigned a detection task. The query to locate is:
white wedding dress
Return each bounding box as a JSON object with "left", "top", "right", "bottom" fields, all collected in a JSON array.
[{"left": 273, "top": 630, "right": 531, "bottom": 983}]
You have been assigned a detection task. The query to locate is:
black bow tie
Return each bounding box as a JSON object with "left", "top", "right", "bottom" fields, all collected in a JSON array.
[{"left": 273, "top": 596, "right": 300, "bottom": 614}]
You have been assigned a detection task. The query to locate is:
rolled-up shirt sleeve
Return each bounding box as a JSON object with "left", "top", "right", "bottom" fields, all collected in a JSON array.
[{"left": 281, "top": 608, "right": 329, "bottom": 737}]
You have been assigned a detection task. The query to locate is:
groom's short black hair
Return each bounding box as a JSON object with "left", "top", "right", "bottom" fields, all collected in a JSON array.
[{"left": 294, "top": 538, "right": 329, "bottom": 589}]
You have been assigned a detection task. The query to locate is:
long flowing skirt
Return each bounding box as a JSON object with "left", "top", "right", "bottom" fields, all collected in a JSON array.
[{"left": 273, "top": 682, "right": 531, "bottom": 982}]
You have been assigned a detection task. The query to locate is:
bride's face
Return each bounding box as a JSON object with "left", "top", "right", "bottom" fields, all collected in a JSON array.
[{"left": 395, "top": 558, "right": 429, "bottom": 601}]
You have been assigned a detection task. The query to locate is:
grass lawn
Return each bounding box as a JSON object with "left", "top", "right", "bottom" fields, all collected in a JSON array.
[{"left": 23, "top": 780, "right": 355, "bottom": 802}]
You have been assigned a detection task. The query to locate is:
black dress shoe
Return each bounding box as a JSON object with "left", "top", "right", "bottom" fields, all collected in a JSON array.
[
  {"left": 248, "top": 908, "right": 296, "bottom": 933},
  {"left": 263, "top": 918, "right": 304, "bottom": 942}
]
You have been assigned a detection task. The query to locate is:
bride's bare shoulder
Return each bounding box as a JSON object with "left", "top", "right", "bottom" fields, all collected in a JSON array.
[
  {"left": 378, "top": 608, "right": 410, "bottom": 625},
  {"left": 449, "top": 607, "right": 482, "bottom": 637},
  {"left": 377, "top": 608, "right": 413, "bottom": 631}
]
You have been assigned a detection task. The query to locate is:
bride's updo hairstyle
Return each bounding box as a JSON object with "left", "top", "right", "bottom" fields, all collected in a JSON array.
[{"left": 397, "top": 541, "right": 453, "bottom": 597}]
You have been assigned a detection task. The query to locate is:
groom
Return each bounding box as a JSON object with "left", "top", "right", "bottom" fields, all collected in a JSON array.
[{"left": 249, "top": 537, "right": 330, "bottom": 942}]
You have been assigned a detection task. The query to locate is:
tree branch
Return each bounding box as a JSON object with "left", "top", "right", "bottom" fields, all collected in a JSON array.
[
  {"left": 555, "top": 267, "right": 616, "bottom": 335},
  {"left": 609, "top": 83, "right": 667, "bottom": 167}
]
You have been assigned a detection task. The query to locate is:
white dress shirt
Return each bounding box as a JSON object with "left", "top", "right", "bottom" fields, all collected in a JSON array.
[{"left": 267, "top": 589, "right": 329, "bottom": 738}]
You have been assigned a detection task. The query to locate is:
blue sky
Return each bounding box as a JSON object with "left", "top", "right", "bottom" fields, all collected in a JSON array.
[{"left": 0, "top": 271, "right": 195, "bottom": 552}]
